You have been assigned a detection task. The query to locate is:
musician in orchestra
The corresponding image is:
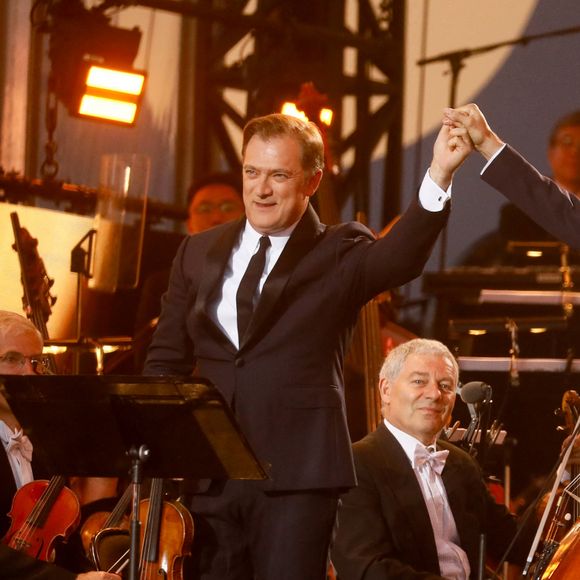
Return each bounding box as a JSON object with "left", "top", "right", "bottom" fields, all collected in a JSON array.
[
  {"left": 144, "top": 112, "right": 472, "bottom": 579},
  {"left": 0, "top": 311, "right": 49, "bottom": 537},
  {"left": 444, "top": 104, "right": 580, "bottom": 253},
  {"left": 331, "top": 338, "right": 528, "bottom": 579},
  {"left": 0, "top": 311, "right": 120, "bottom": 579}
]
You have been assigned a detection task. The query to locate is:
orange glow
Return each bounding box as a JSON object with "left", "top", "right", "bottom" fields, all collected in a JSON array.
[
  {"left": 86, "top": 65, "right": 145, "bottom": 95},
  {"left": 79, "top": 95, "right": 137, "bottom": 124},
  {"left": 319, "top": 108, "right": 333, "bottom": 126},
  {"left": 281, "top": 102, "right": 309, "bottom": 122}
]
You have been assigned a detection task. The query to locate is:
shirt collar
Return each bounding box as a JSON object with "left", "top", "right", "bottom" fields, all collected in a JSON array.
[
  {"left": 242, "top": 219, "right": 299, "bottom": 251},
  {"left": 384, "top": 418, "right": 438, "bottom": 467}
]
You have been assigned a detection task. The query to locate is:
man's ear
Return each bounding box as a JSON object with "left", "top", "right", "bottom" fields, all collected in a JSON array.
[
  {"left": 305, "top": 169, "right": 323, "bottom": 197},
  {"left": 378, "top": 377, "right": 390, "bottom": 405}
]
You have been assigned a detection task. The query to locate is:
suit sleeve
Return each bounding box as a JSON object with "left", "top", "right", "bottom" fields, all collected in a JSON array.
[
  {"left": 337, "top": 196, "right": 449, "bottom": 307},
  {"left": 0, "top": 544, "right": 76, "bottom": 579},
  {"left": 143, "top": 236, "right": 197, "bottom": 376},
  {"left": 331, "top": 452, "right": 444, "bottom": 580},
  {"left": 482, "top": 145, "right": 580, "bottom": 250}
]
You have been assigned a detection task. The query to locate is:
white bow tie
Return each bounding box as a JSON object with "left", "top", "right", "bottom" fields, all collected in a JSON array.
[
  {"left": 1, "top": 426, "right": 33, "bottom": 462},
  {"left": 413, "top": 445, "right": 449, "bottom": 475}
]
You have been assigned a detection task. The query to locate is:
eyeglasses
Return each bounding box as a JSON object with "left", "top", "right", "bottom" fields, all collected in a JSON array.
[
  {"left": 554, "top": 135, "right": 580, "bottom": 151},
  {"left": 193, "top": 201, "right": 242, "bottom": 214},
  {"left": 0, "top": 351, "right": 53, "bottom": 375}
]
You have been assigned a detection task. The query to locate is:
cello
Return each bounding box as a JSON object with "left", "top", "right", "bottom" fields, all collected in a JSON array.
[{"left": 1, "top": 213, "right": 81, "bottom": 561}]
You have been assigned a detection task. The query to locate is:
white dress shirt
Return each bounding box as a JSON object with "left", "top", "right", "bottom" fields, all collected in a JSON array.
[
  {"left": 384, "top": 419, "right": 470, "bottom": 580},
  {"left": 0, "top": 420, "right": 34, "bottom": 489}
]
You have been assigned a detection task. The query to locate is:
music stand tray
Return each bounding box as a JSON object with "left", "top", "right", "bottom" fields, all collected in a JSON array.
[{"left": 0, "top": 374, "right": 267, "bottom": 482}]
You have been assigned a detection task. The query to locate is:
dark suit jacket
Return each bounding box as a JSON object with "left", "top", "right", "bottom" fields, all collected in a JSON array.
[
  {"left": 483, "top": 145, "right": 580, "bottom": 250},
  {"left": 332, "top": 424, "right": 523, "bottom": 580},
  {"left": 0, "top": 544, "right": 76, "bottom": 579},
  {"left": 1, "top": 446, "right": 17, "bottom": 537},
  {"left": 144, "top": 200, "right": 447, "bottom": 491}
]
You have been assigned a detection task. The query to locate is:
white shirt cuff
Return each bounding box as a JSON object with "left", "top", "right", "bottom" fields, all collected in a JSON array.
[
  {"left": 418, "top": 169, "right": 452, "bottom": 212},
  {"left": 481, "top": 143, "right": 507, "bottom": 174}
]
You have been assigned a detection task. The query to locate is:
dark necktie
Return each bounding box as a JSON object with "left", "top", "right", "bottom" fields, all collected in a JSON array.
[{"left": 237, "top": 235, "right": 271, "bottom": 341}]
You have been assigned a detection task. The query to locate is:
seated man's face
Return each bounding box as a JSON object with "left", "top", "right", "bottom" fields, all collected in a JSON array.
[
  {"left": 380, "top": 353, "right": 456, "bottom": 445},
  {"left": 187, "top": 184, "right": 244, "bottom": 234},
  {"left": 0, "top": 332, "right": 45, "bottom": 376}
]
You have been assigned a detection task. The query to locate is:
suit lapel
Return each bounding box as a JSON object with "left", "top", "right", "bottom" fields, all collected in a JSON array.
[
  {"left": 440, "top": 443, "right": 469, "bottom": 540},
  {"left": 193, "top": 219, "right": 244, "bottom": 351},
  {"left": 373, "top": 424, "right": 442, "bottom": 573},
  {"left": 239, "top": 205, "right": 323, "bottom": 349}
]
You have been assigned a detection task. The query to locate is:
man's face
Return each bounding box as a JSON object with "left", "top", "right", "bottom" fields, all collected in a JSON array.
[
  {"left": 380, "top": 353, "right": 457, "bottom": 445},
  {"left": 187, "top": 184, "right": 244, "bottom": 234},
  {"left": 548, "top": 125, "right": 580, "bottom": 193},
  {"left": 0, "top": 332, "right": 45, "bottom": 375},
  {"left": 242, "top": 135, "right": 322, "bottom": 235}
]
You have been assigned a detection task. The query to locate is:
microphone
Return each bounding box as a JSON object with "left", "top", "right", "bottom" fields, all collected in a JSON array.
[{"left": 460, "top": 381, "right": 491, "bottom": 405}]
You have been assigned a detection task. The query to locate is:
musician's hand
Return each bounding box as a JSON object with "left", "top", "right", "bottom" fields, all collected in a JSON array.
[{"left": 77, "top": 573, "right": 121, "bottom": 580}]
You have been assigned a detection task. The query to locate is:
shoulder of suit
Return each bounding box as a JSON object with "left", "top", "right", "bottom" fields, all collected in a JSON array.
[{"left": 325, "top": 220, "right": 374, "bottom": 240}]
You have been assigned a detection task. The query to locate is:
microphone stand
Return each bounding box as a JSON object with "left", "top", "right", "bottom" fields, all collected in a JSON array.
[
  {"left": 417, "top": 24, "right": 580, "bottom": 271},
  {"left": 506, "top": 319, "right": 520, "bottom": 390}
]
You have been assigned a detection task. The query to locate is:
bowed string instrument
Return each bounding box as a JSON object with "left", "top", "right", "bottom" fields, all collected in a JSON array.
[
  {"left": 2, "top": 213, "right": 80, "bottom": 561},
  {"left": 91, "top": 478, "right": 194, "bottom": 579},
  {"left": 531, "top": 390, "right": 580, "bottom": 580}
]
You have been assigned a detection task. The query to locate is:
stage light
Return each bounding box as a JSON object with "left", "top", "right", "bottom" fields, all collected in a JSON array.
[
  {"left": 280, "top": 101, "right": 334, "bottom": 128},
  {"left": 77, "top": 65, "right": 146, "bottom": 125},
  {"left": 319, "top": 108, "right": 333, "bottom": 126},
  {"left": 48, "top": 6, "right": 145, "bottom": 126},
  {"left": 281, "top": 102, "right": 308, "bottom": 122},
  {"left": 86, "top": 66, "right": 145, "bottom": 96}
]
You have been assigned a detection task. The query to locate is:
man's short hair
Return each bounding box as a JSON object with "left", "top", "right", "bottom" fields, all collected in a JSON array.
[
  {"left": 379, "top": 338, "right": 459, "bottom": 386},
  {"left": 0, "top": 310, "right": 43, "bottom": 347},
  {"left": 186, "top": 171, "right": 243, "bottom": 208},
  {"left": 549, "top": 110, "right": 580, "bottom": 146},
  {"left": 242, "top": 113, "right": 325, "bottom": 176}
]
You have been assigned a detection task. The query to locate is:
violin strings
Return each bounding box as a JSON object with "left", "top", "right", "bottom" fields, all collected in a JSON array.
[{"left": 13, "top": 477, "right": 60, "bottom": 550}]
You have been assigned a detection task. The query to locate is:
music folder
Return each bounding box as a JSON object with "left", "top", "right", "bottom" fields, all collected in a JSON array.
[{"left": 0, "top": 375, "right": 267, "bottom": 482}]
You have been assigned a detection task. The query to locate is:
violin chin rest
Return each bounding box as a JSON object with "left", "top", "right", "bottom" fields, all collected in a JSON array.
[{"left": 90, "top": 527, "right": 130, "bottom": 574}]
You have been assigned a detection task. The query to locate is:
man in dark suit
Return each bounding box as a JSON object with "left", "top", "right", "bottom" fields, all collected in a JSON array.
[
  {"left": 144, "top": 113, "right": 472, "bottom": 579},
  {"left": 331, "top": 339, "right": 523, "bottom": 579},
  {"left": 444, "top": 104, "right": 580, "bottom": 250}
]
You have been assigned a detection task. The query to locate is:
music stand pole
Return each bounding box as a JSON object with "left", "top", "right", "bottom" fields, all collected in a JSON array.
[
  {"left": 128, "top": 444, "right": 149, "bottom": 580},
  {"left": 0, "top": 375, "right": 268, "bottom": 576}
]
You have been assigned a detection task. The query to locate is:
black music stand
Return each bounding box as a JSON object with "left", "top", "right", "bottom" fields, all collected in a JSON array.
[{"left": 0, "top": 375, "right": 267, "bottom": 579}]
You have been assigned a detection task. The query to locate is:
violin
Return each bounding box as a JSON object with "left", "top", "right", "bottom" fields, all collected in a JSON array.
[
  {"left": 92, "top": 478, "right": 194, "bottom": 579},
  {"left": 2, "top": 476, "right": 80, "bottom": 561},
  {"left": 81, "top": 484, "right": 132, "bottom": 556}
]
